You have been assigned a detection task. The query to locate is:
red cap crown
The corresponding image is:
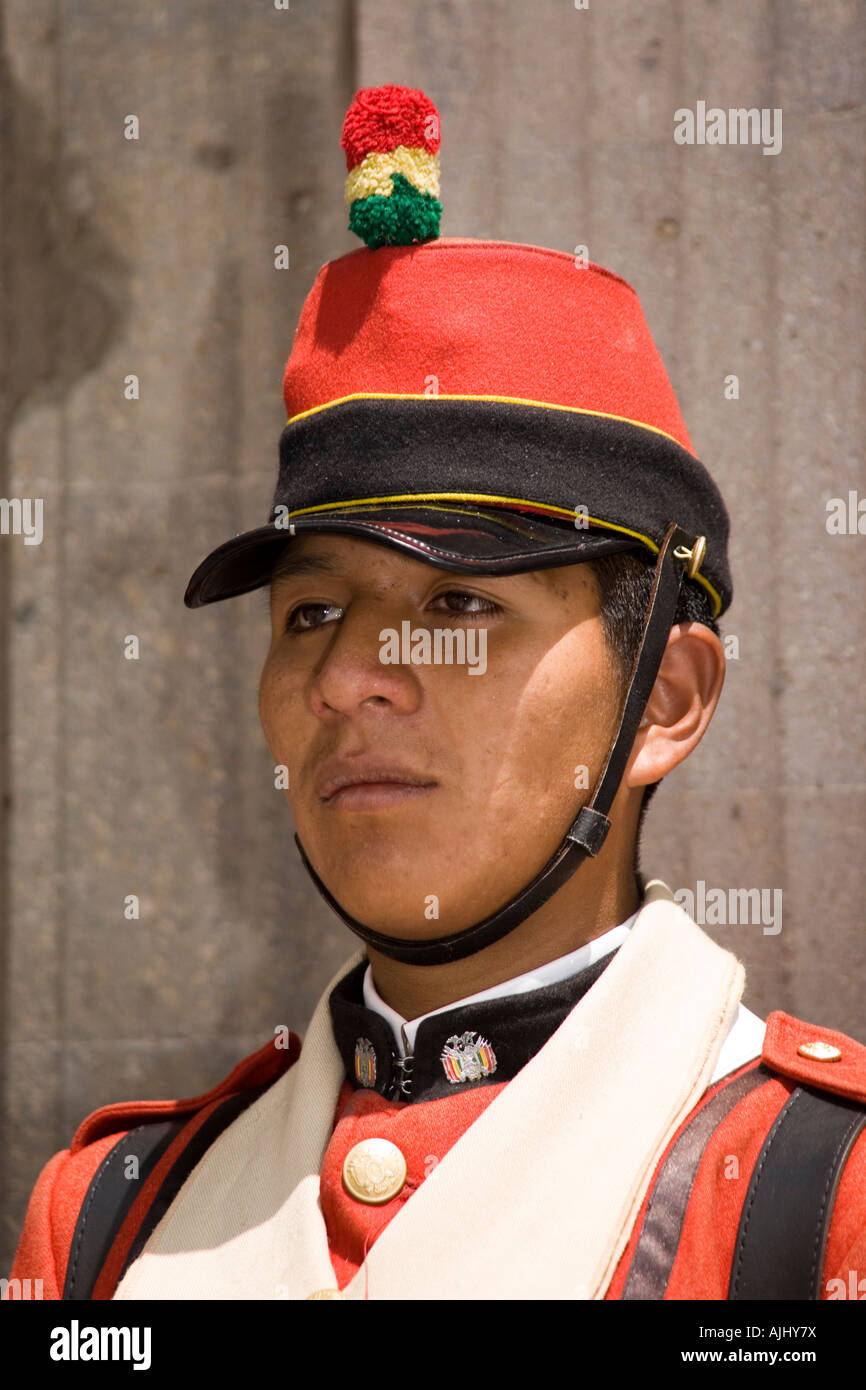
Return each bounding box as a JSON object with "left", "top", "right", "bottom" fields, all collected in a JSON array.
[{"left": 282, "top": 238, "right": 694, "bottom": 456}]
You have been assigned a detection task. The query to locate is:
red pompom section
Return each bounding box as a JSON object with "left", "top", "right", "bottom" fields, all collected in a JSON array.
[{"left": 341, "top": 84, "right": 441, "bottom": 170}]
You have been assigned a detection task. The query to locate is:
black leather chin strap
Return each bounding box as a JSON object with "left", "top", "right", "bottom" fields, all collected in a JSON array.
[{"left": 294, "top": 522, "right": 700, "bottom": 966}]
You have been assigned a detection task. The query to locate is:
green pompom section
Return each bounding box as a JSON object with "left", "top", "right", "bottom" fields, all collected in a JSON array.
[{"left": 348, "top": 172, "right": 442, "bottom": 249}]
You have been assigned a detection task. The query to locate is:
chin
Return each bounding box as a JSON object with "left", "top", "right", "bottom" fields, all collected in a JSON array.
[
  {"left": 319, "top": 854, "right": 520, "bottom": 939},
  {"left": 318, "top": 865, "right": 442, "bottom": 926},
  {"left": 298, "top": 810, "right": 515, "bottom": 928}
]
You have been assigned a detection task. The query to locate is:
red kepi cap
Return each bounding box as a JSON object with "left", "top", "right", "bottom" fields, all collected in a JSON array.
[{"left": 184, "top": 83, "right": 729, "bottom": 618}]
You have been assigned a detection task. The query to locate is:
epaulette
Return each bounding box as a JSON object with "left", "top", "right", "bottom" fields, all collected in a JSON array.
[
  {"left": 759, "top": 1009, "right": 866, "bottom": 1102},
  {"left": 729, "top": 1010, "right": 866, "bottom": 1299},
  {"left": 64, "top": 1032, "right": 300, "bottom": 1299}
]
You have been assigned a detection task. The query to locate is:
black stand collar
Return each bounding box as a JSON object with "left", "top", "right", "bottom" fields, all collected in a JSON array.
[{"left": 329, "top": 946, "right": 621, "bottom": 1104}]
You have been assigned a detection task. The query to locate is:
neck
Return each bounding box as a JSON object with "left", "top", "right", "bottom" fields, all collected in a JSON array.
[{"left": 365, "top": 852, "right": 642, "bottom": 1022}]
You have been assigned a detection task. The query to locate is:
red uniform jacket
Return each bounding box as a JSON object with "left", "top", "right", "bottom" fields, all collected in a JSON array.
[{"left": 6, "top": 1010, "right": 866, "bottom": 1300}]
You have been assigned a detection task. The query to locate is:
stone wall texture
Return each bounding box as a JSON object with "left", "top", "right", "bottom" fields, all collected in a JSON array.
[{"left": 1, "top": 0, "right": 864, "bottom": 1272}]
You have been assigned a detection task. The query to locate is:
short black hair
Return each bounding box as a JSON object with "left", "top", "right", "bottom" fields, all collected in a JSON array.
[{"left": 587, "top": 549, "right": 721, "bottom": 847}]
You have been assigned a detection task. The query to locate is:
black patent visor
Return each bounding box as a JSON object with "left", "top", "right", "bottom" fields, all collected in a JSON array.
[{"left": 183, "top": 502, "right": 643, "bottom": 608}]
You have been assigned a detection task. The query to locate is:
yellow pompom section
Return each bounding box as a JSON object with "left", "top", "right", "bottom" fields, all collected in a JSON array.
[{"left": 345, "top": 146, "right": 440, "bottom": 205}]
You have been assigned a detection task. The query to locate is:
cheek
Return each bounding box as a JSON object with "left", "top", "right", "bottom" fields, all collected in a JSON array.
[
  {"left": 497, "top": 631, "right": 617, "bottom": 810},
  {"left": 258, "top": 649, "right": 300, "bottom": 757}
]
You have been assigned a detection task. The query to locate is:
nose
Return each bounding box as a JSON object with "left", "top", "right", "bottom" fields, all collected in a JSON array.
[{"left": 309, "top": 604, "right": 423, "bottom": 720}]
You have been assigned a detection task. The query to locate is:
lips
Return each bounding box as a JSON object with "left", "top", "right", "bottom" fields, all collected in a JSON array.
[{"left": 316, "top": 764, "right": 438, "bottom": 803}]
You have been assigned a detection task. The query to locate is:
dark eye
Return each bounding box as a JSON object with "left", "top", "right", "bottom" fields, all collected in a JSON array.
[
  {"left": 284, "top": 602, "right": 343, "bottom": 633},
  {"left": 429, "top": 590, "right": 501, "bottom": 618}
]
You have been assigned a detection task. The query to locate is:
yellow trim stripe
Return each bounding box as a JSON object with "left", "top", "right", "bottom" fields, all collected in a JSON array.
[
  {"left": 285, "top": 391, "right": 687, "bottom": 452},
  {"left": 283, "top": 490, "right": 722, "bottom": 616},
  {"left": 345, "top": 147, "right": 440, "bottom": 204}
]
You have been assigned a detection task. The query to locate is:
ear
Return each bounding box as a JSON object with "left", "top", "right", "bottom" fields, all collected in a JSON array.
[{"left": 624, "top": 622, "right": 726, "bottom": 788}]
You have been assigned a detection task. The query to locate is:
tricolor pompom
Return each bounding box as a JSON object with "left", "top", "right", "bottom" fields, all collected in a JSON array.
[{"left": 341, "top": 84, "right": 442, "bottom": 250}]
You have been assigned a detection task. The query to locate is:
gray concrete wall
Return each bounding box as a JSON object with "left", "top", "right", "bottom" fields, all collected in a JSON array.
[{"left": 1, "top": 0, "right": 863, "bottom": 1272}]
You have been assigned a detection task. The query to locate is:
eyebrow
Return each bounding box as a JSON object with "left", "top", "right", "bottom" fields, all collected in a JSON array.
[{"left": 269, "top": 551, "right": 341, "bottom": 587}]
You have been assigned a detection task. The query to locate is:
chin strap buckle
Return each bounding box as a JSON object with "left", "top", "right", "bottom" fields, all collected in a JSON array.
[{"left": 566, "top": 805, "right": 611, "bottom": 857}]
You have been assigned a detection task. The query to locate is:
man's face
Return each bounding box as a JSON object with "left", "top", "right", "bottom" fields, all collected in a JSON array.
[{"left": 258, "top": 534, "right": 622, "bottom": 939}]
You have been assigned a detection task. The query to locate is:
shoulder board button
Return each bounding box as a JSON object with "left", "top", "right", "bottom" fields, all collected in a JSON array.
[{"left": 797, "top": 1039, "right": 842, "bottom": 1062}]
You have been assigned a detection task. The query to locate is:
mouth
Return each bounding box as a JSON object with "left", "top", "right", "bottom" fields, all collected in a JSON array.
[{"left": 317, "top": 768, "right": 439, "bottom": 809}]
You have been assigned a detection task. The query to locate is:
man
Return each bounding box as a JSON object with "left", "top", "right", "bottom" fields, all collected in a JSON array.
[{"left": 7, "top": 83, "right": 866, "bottom": 1302}]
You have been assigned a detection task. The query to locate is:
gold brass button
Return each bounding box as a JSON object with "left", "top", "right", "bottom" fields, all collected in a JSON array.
[
  {"left": 342, "top": 1137, "right": 407, "bottom": 1205},
  {"left": 307, "top": 1288, "right": 345, "bottom": 1300},
  {"left": 797, "top": 1040, "right": 842, "bottom": 1062}
]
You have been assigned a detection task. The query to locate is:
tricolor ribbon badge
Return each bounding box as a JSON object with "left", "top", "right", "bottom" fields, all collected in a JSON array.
[
  {"left": 354, "top": 1037, "right": 377, "bottom": 1088},
  {"left": 440, "top": 1030, "right": 497, "bottom": 1084}
]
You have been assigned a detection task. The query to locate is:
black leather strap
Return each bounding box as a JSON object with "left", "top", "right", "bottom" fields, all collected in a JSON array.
[
  {"left": 62, "top": 1119, "right": 185, "bottom": 1300},
  {"left": 62, "top": 1087, "right": 266, "bottom": 1300},
  {"left": 295, "top": 522, "right": 698, "bottom": 965},
  {"left": 728, "top": 1085, "right": 866, "bottom": 1300},
  {"left": 574, "top": 521, "right": 692, "bottom": 834}
]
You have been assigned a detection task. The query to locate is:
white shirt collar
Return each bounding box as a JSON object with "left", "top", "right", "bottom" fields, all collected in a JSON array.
[{"left": 362, "top": 911, "right": 639, "bottom": 1059}]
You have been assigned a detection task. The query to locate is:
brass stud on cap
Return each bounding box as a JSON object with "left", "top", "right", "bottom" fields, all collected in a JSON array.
[
  {"left": 306, "top": 1288, "right": 345, "bottom": 1300},
  {"left": 674, "top": 535, "right": 707, "bottom": 579},
  {"left": 797, "top": 1039, "right": 842, "bottom": 1062}
]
